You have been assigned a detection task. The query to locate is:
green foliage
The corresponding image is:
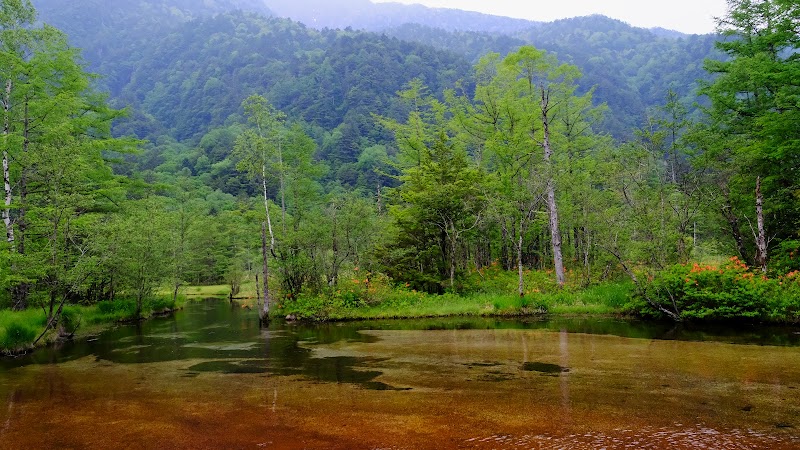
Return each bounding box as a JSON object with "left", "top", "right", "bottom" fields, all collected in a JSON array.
[
  {"left": 700, "top": 0, "right": 800, "bottom": 265},
  {"left": 769, "top": 240, "right": 800, "bottom": 276},
  {"left": 58, "top": 306, "right": 82, "bottom": 336},
  {"left": 96, "top": 299, "right": 137, "bottom": 317},
  {"left": 631, "top": 258, "right": 800, "bottom": 322},
  {"left": 273, "top": 266, "right": 632, "bottom": 321}
]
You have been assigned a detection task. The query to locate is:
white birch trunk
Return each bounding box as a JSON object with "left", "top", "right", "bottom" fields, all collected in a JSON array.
[
  {"left": 3, "top": 80, "right": 14, "bottom": 246},
  {"left": 755, "top": 176, "right": 768, "bottom": 273},
  {"left": 260, "top": 163, "right": 274, "bottom": 322},
  {"left": 260, "top": 221, "right": 270, "bottom": 321},
  {"left": 517, "top": 226, "right": 524, "bottom": 297},
  {"left": 541, "top": 87, "right": 565, "bottom": 286},
  {"left": 262, "top": 164, "right": 275, "bottom": 251}
]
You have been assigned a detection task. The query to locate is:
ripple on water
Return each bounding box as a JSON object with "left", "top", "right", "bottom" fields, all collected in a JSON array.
[{"left": 462, "top": 425, "right": 800, "bottom": 449}]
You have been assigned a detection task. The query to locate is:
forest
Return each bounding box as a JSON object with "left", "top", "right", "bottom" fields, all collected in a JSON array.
[{"left": 1, "top": 0, "right": 799, "bottom": 353}]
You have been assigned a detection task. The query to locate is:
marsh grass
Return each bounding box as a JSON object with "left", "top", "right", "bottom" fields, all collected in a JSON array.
[
  {"left": 1, "top": 295, "right": 183, "bottom": 353},
  {"left": 184, "top": 284, "right": 237, "bottom": 299},
  {"left": 271, "top": 269, "right": 634, "bottom": 321},
  {"left": 0, "top": 309, "right": 45, "bottom": 353}
]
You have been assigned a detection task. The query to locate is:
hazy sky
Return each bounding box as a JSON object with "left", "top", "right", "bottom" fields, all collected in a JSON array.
[{"left": 372, "top": 0, "right": 729, "bottom": 34}]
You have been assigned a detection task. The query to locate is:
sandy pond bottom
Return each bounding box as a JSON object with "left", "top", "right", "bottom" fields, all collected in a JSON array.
[{"left": 1, "top": 301, "right": 799, "bottom": 449}]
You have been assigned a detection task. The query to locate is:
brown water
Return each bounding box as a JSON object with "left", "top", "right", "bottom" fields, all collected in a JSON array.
[{"left": 1, "top": 299, "right": 799, "bottom": 449}]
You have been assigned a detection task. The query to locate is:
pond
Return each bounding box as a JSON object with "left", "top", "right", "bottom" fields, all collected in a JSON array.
[{"left": 1, "top": 299, "right": 799, "bottom": 449}]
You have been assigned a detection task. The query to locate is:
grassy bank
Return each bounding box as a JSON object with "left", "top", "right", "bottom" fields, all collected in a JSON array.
[
  {"left": 198, "top": 266, "right": 635, "bottom": 321},
  {"left": 271, "top": 279, "right": 633, "bottom": 320},
  {"left": 0, "top": 296, "right": 184, "bottom": 355}
]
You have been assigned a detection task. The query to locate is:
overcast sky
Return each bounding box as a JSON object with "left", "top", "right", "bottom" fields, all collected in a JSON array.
[{"left": 372, "top": 0, "right": 729, "bottom": 34}]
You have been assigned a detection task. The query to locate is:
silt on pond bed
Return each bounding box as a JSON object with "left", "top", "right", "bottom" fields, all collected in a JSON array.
[{"left": 0, "top": 299, "right": 799, "bottom": 449}]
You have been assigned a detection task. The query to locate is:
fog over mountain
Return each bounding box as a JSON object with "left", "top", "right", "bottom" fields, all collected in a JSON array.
[{"left": 263, "top": 0, "right": 542, "bottom": 33}]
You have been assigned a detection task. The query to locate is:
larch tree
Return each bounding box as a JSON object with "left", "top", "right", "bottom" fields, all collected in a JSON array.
[
  {"left": 1, "top": 0, "right": 130, "bottom": 316},
  {"left": 472, "top": 46, "right": 596, "bottom": 288},
  {"left": 702, "top": 0, "right": 800, "bottom": 272}
]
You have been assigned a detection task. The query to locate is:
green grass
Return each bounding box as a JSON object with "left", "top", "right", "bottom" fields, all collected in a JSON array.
[
  {"left": 273, "top": 278, "right": 634, "bottom": 321},
  {"left": 184, "top": 284, "right": 235, "bottom": 298},
  {"left": 1, "top": 295, "right": 184, "bottom": 354},
  {"left": 0, "top": 308, "right": 46, "bottom": 353},
  {"left": 541, "top": 282, "right": 634, "bottom": 314}
]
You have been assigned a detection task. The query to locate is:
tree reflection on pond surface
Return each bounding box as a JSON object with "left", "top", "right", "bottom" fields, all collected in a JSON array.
[{"left": 1, "top": 299, "right": 798, "bottom": 449}]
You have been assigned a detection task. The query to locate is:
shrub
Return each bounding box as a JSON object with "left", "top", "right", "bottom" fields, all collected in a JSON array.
[
  {"left": 632, "top": 257, "right": 798, "bottom": 321},
  {"left": 145, "top": 296, "right": 176, "bottom": 312},
  {"left": 769, "top": 240, "right": 800, "bottom": 276}
]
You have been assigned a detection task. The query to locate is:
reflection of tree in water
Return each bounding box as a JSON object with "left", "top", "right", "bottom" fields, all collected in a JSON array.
[{"left": 3, "top": 299, "right": 800, "bottom": 388}]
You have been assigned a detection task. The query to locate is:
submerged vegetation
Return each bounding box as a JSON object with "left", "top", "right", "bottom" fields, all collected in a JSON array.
[{"left": 1, "top": 0, "right": 799, "bottom": 353}]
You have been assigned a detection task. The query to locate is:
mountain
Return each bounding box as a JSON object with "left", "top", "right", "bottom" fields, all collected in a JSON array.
[
  {"left": 260, "top": 1, "right": 719, "bottom": 136},
  {"left": 263, "top": 0, "right": 540, "bottom": 33},
  {"left": 29, "top": 0, "right": 722, "bottom": 190},
  {"left": 31, "top": 0, "right": 273, "bottom": 92},
  {"left": 382, "top": 16, "right": 720, "bottom": 136},
  {"left": 112, "top": 12, "right": 470, "bottom": 141}
]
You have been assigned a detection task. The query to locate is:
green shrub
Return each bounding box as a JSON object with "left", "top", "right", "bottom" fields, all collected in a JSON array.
[
  {"left": 145, "top": 296, "right": 176, "bottom": 312},
  {"left": 1, "top": 321, "right": 37, "bottom": 352},
  {"left": 274, "top": 293, "right": 327, "bottom": 319},
  {"left": 769, "top": 240, "right": 800, "bottom": 276},
  {"left": 631, "top": 257, "right": 800, "bottom": 321}
]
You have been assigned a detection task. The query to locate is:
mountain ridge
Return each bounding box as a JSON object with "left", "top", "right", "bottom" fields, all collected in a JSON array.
[{"left": 263, "top": 0, "right": 692, "bottom": 37}]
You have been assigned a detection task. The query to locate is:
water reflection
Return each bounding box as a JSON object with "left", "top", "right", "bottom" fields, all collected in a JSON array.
[{"left": 0, "top": 299, "right": 798, "bottom": 449}]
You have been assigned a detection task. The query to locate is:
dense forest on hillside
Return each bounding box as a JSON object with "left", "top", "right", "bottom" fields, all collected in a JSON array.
[{"left": 1, "top": 0, "right": 799, "bottom": 352}]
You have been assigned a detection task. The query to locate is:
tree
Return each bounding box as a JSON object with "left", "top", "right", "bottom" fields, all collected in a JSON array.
[
  {"left": 465, "top": 46, "right": 600, "bottom": 288},
  {"left": 99, "top": 198, "right": 170, "bottom": 319},
  {"left": 233, "top": 94, "right": 285, "bottom": 321},
  {"left": 702, "top": 0, "right": 800, "bottom": 272},
  {"left": 1, "top": 1, "right": 131, "bottom": 315},
  {"left": 380, "top": 81, "right": 485, "bottom": 291}
]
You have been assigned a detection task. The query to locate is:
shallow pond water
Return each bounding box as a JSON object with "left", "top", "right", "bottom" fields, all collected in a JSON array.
[{"left": 1, "top": 299, "right": 799, "bottom": 449}]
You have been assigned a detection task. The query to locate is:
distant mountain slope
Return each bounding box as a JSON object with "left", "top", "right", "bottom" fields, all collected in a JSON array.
[
  {"left": 383, "top": 16, "right": 721, "bottom": 137},
  {"left": 32, "top": 0, "right": 272, "bottom": 92},
  {"left": 110, "top": 12, "right": 471, "bottom": 143},
  {"left": 263, "top": 0, "right": 540, "bottom": 33},
  {"left": 261, "top": 1, "right": 720, "bottom": 137},
  {"left": 31, "top": 0, "right": 720, "bottom": 144}
]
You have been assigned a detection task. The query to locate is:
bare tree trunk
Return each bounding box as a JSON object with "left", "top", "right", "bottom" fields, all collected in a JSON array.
[
  {"left": 517, "top": 227, "right": 524, "bottom": 297},
  {"left": 450, "top": 256, "right": 456, "bottom": 289},
  {"left": 755, "top": 176, "right": 768, "bottom": 273},
  {"left": 540, "top": 90, "right": 565, "bottom": 286},
  {"left": 2, "top": 80, "right": 14, "bottom": 247},
  {"left": 448, "top": 220, "right": 456, "bottom": 289},
  {"left": 260, "top": 221, "right": 270, "bottom": 322},
  {"left": 501, "top": 220, "right": 511, "bottom": 270},
  {"left": 722, "top": 202, "right": 749, "bottom": 265},
  {"left": 262, "top": 165, "right": 275, "bottom": 251},
  {"left": 278, "top": 139, "right": 286, "bottom": 235},
  {"left": 546, "top": 180, "right": 565, "bottom": 286}
]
